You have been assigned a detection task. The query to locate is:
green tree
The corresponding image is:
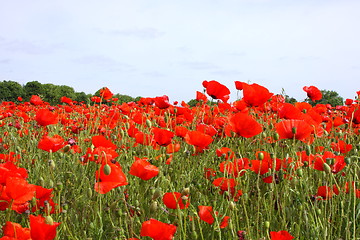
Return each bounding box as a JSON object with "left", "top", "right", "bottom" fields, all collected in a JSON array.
[
  {"left": 74, "top": 92, "right": 91, "bottom": 103},
  {"left": 284, "top": 95, "right": 297, "bottom": 104},
  {"left": 0, "top": 80, "right": 24, "bottom": 101},
  {"left": 306, "top": 89, "right": 343, "bottom": 107},
  {"left": 23, "top": 81, "right": 45, "bottom": 100}
]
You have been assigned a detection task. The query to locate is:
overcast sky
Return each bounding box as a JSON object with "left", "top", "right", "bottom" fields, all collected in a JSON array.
[{"left": 1, "top": 0, "right": 359, "bottom": 102}]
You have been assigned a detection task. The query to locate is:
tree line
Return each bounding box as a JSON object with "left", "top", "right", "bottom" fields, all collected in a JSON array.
[
  {"left": 0, "top": 80, "right": 138, "bottom": 105},
  {"left": 0, "top": 80, "right": 344, "bottom": 106}
]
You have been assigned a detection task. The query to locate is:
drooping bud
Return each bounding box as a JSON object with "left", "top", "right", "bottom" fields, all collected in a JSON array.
[
  {"left": 103, "top": 164, "right": 111, "bottom": 175},
  {"left": 323, "top": 163, "right": 332, "bottom": 174}
]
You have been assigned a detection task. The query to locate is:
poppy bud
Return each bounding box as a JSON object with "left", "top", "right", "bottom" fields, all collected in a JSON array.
[
  {"left": 87, "top": 187, "right": 93, "bottom": 198},
  {"left": 242, "top": 192, "right": 248, "bottom": 201},
  {"left": 274, "top": 133, "right": 279, "bottom": 141},
  {"left": 344, "top": 157, "right": 351, "bottom": 165},
  {"left": 146, "top": 119, "right": 152, "bottom": 128},
  {"left": 48, "top": 180, "right": 54, "bottom": 188},
  {"left": 31, "top": 197, "right": 37, "bottom": 207},
  {"left": 323, "top": 163, "right": 332, "bottom": 174},
  {"left": 257, "top": 152, "right": 264, "bottom": 160},
  {"left": 229, "top": 201, "right": 236, "bottom": 210},
  {"left": 45, "top": 215, "right": 54, "bottom": 225},
  {"left": 103, "top": 164, "right": 111, "bottom": 175},
  {"left": 48, "top": 160, "right": 56, "bottom": 170},
  {"left": 39, "top": 177, "right": 45, "bottom": 187},
  {"left": 326, "top": 158, "right": 335, "bottom": 165},
  {"left": 265, "top": 221, "right": 270, "bottom": 229},
  {"left": 191, "top": 231, "right": 198, "bottom": 239},
  {"left": 296, "top": 168, "right": 303, "bottom": 177},
  {"left": 110, "top": 202, "right": 117, "bottom": 211},
  {"left": 150, "top": 201, "right": 158, "bottom": 213},
  {"left": 63, "top": 144, "right": 71, "bottom": 153},
  {"left": 305, "top": 145, "right": 311, "bottom": 156},
  {"left": 316, "top": 208, "right": 321, "bottom": 215},
  {"left": 181, "top": 187, "right": 190, "bottom": 196},
  {"left": 292, "top": 127, "right": 297, "bottom": 134},
  {"left": 151, "top": 188, "right": 161, "bottom": 200},
  {"left": 56, "top": 182, "right": 63, "bottom": 191}
]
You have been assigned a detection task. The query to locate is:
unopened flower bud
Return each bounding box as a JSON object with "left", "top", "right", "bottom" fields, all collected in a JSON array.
[
  {"left": 44, "top": 215, "right": 54, "bottom": 225},
  {"left": 103, "top": 164, "right": 111, "bottom": 175},
  {"left": 181, "top": 187, "right": 190, "bottom": 196}
]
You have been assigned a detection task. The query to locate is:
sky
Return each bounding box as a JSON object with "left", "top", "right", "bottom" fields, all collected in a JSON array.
[{"left": 1, "top": 0, "right": 359, "bottom": 103}]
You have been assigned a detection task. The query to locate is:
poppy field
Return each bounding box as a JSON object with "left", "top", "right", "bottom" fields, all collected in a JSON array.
[{"left": 0, "top": 81, "right": 359, "bottom": 240}]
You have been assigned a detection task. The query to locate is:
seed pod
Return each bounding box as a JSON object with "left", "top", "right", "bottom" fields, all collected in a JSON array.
[{"left": 103, "top": 164, "right": 111, "bottom": 175}]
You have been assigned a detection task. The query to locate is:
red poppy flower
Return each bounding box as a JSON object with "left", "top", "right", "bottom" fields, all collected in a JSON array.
[
  {"left": 212, "top": 177, "right": 237, "bottom": 191},
  {"left": 17, "top": 96, "right": 23, "bottom": 102},
  {"left": 331, "top": 140, "right": 352, "bottom": 154},
  {"left": 94, "top": 161, "right": 128, "bottom": 194},
  {"left": 129, "top": 157, "right": 159, "bottom": 180},
  {"left": 154, "top": 95, "right": 171, "bottom": 109},
  {"left": 229, "top": 113, "right": 263, "bottom": 138},
  {"left": 202, "top": 80, "right": 230, "bottom": 103},
  {"left": 219, "top": 158, "right": 249, "bottom": 177},
  {"left": 174, "top": 126, "right": 189, "bottom": 138},
  {"left": 315, "top": 186, "right": 334, "bottom": 200},
  {"left": 234, "top": 81, "right": 243, "bottom": 90},
  {"left": 240, "top": 82, "right": 273, "bottom": 107},
  {"left": 92, "top": 135, "right": 117, "bottom": 150},
  {"left": 216, "top": 147, "right": 235, "bottom": 160},
  {"left": 140, "top": 218, "right": 177, "bottom": 240},
  {"left": 184, "top": 130, "right": 213, "bottom": 152},
  {"left": 37, "top": 135, "right": 65, "bottom": 152},
  {"left": 2, "top": 221, "right": 31, "bottom": 240},
  {"left": 250, "top": 160, "right": 270, "bottom": 175},
  {"left": 275, "top": 120, "right": 313, "bottom": 142},
  {"left": 30, "top": 95, "right": 43, "bottom": 105},
  {"left": 1, "top": 177, "right": 35, "bottom": 205},
  {"left": 166, "top": 143, "right": 181, "bottom": 154},
  {"left": 270, "top": 230, "right": 294, "bottom": 240},
  {"left": 152, "top": 128, "right": 175, "bottom": 146},
  {"left": 60, "top": 96, "right": 72, "bottom": 104},
  {"left": 220, "top": 216, "right": 230, "bottom": 228},
  {"left": 303, "top": 86, "right": 322, "bottom": 102},
  {"left": 278, "top": 103, "right": 303, "bottom": 120},
  {"left": 198, "top": 206, "right": 215, "bottom": 224},
  {"left": 35, "top": 109, "right": 58, "bottom": 126},
  {"left": 99, "top": 87, "right": 113, "bottom": 100},
  {"left": 196, "top": 91, "right": 208, "bottom": 103},
  {"left": 162, "top": 192, "right": 189, "bottom": 209},
  {"left": 196, "top": 124, "right": 218, "bottom": 137},
  {"left": 29, "top": 215, "right": 60, "bottom": 240}
]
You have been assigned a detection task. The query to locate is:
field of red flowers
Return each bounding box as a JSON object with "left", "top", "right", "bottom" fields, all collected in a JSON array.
[{"left": 0, "top": 81, "right": 359, "bottom": 240}]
